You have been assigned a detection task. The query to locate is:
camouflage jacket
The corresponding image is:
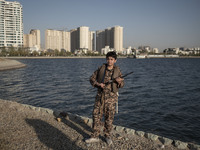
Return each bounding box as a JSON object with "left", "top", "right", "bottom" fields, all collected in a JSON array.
[{"left": 90, "top": 64, "right": 124, "bottom": 94}]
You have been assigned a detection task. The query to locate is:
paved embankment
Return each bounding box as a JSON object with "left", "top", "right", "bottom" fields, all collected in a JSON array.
[
  {"left": 0, "top": 58, "right": 26, "bottom": 71},
  {"left": 1, "top": 99, "right": 199, "bottom": 150}
]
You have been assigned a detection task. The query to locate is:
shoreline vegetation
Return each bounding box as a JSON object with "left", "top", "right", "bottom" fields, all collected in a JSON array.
[
  {"left": 0, "top": 55, "right": 200, "bottom": 59},
  {"left": 1, "top": 99, "right": 199, "bottom": 150}
]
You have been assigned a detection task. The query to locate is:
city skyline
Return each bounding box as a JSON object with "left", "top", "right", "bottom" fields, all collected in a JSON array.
[
  {"left": 44, "top": 25, "right": 123, "bottom": 53},
  {"left": 8, "top": 0, "right": 200, "bottom": 51}
]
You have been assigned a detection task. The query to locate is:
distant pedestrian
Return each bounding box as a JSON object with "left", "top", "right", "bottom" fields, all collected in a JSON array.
[{"left": 85, "top": 51, "right": 124, "bottom": 146}]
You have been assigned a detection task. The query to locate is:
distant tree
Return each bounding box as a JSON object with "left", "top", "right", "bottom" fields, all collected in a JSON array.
[
  {"left": 18, "top": 47, "right": 30, "bottom": 56},
  {"left": 39, "top": 51, "right": 45, "bottom": 56},
  {"left": 86, "top": 51, "right": 92, "bottom": 56},
  {"left": 66, "top": 51, "right": 72, "bottom": 56},
  {"left": 60, "top": 49, "right": 66, "bottom": 56},
  {"left": 32, "top": 50, "right": 39, "bottom": 56},
  {"left": 46, "top": 49, "right": 54, "bottom": 56},
  {"left": 9, "top": 49, "right": 18, "bottom": 56},
  {"left": 0, "top": 47, "right": 7, "bottom": 56},
  {"left": 54, "top": 49, "right": 59, "bottom": 56}
]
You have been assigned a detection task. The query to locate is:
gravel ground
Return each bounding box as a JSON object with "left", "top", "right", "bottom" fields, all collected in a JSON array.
[
  {"left": 0, "top": 58, "right": 26, "bottom": 71},
  {"left": 0, "top": 99, "right": 184, "bottom": 150}
]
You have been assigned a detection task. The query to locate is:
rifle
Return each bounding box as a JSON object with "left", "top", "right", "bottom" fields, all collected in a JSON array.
[
  {"left": 87, "top": 71, "right": 133, "bottom": 92},
  {"left": 122, "top": 71, "right": 134, "bottom": 78},
  {"left": 105, "top": 71, "right": 134, "bottom": 85}
]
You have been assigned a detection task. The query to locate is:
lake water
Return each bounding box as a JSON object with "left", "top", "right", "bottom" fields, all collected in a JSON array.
[{"left": 0, "top": 58, "right": 200, "bottom": 144}]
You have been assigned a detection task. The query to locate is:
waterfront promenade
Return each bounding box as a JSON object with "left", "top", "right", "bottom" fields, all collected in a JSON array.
[
  {"left": 0, "top": 58, "right": 26, "bottom": 71},
  {"left": 0, "top": 99, "right": 190, "bottom": 150},
  {"left": 1, "top": 55, "right": 200, "bottom": 60}
]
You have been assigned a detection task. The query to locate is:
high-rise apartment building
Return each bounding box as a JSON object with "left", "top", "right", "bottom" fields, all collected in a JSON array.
[
  {"left": 113, "top": 26, "right": 123, "bottom": 52},
  {"left": 70, "top": 26, "right": 95, "bottom": 52},
  {"left": 23, "top": 29, "right": 40, "bottom": 50},
  {"left": 105, "top": 28, "right": 113, "bottom": 48},
  {"left": 96, "top": 26, "right": 123, "bottom": 53},
  {"left": 89, "top": 31, "right": 95, "bottom": 51},
  {"left": 70, "top": 29, "right": 78, "bottom": 53},
  {"left": 96, "top": 30, "right": 105, "bottom": 53},
  {"left": 78, "top": 26, "right": 89, "bottom": 49},
  {"left": 0, "top": 0, "right": 23, "bottom": 47},
  {"left": 45, "top": 29, "right": 70, "bottom": 52}
]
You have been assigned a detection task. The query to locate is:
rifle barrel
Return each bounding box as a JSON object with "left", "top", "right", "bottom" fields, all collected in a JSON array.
[
  {"left": 121, "top": 71, "right": 133, "bottom": 78},
  {"left": 107, "top": 71, "right": 133, "bottom": 84}
]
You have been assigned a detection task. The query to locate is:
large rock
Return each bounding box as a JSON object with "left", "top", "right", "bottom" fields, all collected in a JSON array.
[
  {"left": 87, "top": 118, "right": 93, "bottom": 126},
  {"left": 22, "top": 103, "right": 54, "bottom": 114},
  {"left": 145, "top": 133, "right": 158, "bottom": 141},
  {"left": 135, "top": 131, "right": 145, "bottom": 137},
  {"left": 174, "top": 140, "right": 188, "bottom": 149},
  {"left": 114, "top": 126, "right": 125, "bottom": 132},
  {"left": 83, "top": 118, "right": 89, "bottom": 124},
  {"left": 40, "top": 108, "right": 53, "bottom": 114},
  {"left": 124, "top": 127, "right": 135, "bottom": 135},
  {"left": 79, "top": 116, "right": 89, "bottom": 124},
  {"left": 159, "top": 137, "right": 173, "bottom": 145},
  {"left": 188, "top": 143, "right": 200, "bottom": 150}
]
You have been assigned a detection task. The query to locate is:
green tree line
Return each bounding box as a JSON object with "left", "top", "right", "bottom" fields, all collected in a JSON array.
[{"left": 0, "top": 47, "right": 73, "bottom": 57}]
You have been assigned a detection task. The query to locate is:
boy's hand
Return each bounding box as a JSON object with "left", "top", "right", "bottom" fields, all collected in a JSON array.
[
  {"left": 115, "top": 77, "right": 124, "bottom": 84},
  {"left": 98, "top": 83, "right": 105, "bottom": 89}
]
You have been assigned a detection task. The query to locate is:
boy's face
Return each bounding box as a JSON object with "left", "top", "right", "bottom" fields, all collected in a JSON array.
[{"left": 106, "top": 56, "right": 117, "bottom": 67}]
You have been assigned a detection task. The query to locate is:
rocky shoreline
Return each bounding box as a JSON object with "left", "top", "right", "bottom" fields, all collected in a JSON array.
[
  {"left": 0, "top": 58, "right": 26, "bottom": 71},
  {"left": 0, "top": 99, "right": 199, "bottom": 150}
]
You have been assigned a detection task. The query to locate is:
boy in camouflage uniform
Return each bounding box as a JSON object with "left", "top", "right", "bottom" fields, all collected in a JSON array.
[{"left": 85, "top": 51, "right": 124, "bottom": 145}]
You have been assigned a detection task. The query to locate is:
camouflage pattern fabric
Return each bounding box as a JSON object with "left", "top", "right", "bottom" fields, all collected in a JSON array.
[
  {"left": 91, "top": 68, "right": 118, "bottom": 138},
  {"left": 92, "top": 91, "right": 117, "bottom": 138}
]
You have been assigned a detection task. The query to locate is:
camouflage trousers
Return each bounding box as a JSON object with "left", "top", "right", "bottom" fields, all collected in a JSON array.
[{"left": 92, "top": 91, "right": 117, "bottom": 138}]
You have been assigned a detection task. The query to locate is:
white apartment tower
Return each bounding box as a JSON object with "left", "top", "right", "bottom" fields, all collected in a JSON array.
[
  {"left": 23, "top": 29, "right": 40, "bottom": 50},
  {"left": 113, "top": 26, "right": 123, "bottom": 52},
  {"left": 45, "top": 29, "right": 70, "bottom": 52},
  {"left": 96, "top": 26, "right": 123, "bottom": 53},
  {"left": 0, "top": 0, "right": 23, "bottom": 47},
  {"left": 78, "top": 26, "right": 89, "bottom": 49},
  {"left": 70, "top": 26, "right": 95, "bottom": 52}
]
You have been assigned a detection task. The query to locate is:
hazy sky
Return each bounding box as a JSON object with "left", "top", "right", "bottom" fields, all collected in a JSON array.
[{"left": 16, "top": 0, "right": 200, "bottom": 51}]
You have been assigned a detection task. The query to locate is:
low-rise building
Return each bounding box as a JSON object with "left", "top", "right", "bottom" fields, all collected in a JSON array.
[
  {"left": 101, "top": 46, "right": 115, "bottom": 55},
  {"left": 163, "top": 47, "right": 200, "bottom": 55},
  {"left": 152, "top": 48, "right": 159, "bottom": 53},
  {"left": 123, "top": 46, "right": 133, "bottom": 55}
]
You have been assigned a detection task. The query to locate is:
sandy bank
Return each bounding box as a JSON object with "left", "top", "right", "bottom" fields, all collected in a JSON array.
[
  {"left": 0, "top": 99, "right": 198, "bottom": 150},
  {"left": 0, "top": 58, "right": 26, "bottom": 71}
]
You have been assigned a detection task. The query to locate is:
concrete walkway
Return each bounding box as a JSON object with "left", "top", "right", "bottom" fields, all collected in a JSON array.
[
  {"left": 0, "top": 99, "right": 194, "bottom": 150},
  {"left": 0, "top": 58, "right": 26, "bottom": 71}
]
